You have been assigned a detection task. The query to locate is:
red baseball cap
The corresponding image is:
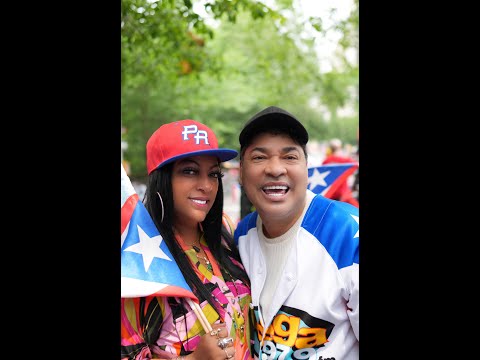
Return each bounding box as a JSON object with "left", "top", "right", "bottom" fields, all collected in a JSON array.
[{"left": 146, "top": 120, "right": 238, "bottom": 174}]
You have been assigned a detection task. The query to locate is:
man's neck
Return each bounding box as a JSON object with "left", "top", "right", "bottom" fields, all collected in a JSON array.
[
  {"left": 260, "top": 213, "right": 302, "bottom": 238},
  {"left": 259, "top": 190, "right": 315, "bottom": 238}
]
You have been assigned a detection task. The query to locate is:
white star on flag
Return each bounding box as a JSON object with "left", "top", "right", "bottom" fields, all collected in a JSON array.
[
  {"left": 124, "top": 224, "right": 171, "bottom": 272},
  {"left": 308, "top": 167, "right": 330, "bottom": 191},
  {"left": 351, "top": 214, "right": 359, "bottom": 238}
]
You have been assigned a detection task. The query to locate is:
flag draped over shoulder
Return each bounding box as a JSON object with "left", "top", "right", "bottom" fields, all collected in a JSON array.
[
  {"left": 307, "top": 162, "right": 359, "bottom": 198},
  {"left": 121, "top": 164, "right": 198, "bottom": 302}
]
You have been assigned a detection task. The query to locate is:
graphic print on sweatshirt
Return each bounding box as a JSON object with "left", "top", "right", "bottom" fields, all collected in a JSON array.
[{"left": 252, "top": 305, "right": 335, "bottom": 360}]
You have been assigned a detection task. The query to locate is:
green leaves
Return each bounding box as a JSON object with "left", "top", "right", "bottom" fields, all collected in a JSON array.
[{"left": 122, "top": 0, "right": 358, "bottom": 177}]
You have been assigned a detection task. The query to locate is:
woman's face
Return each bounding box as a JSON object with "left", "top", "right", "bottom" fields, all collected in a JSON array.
[{"left": 171, "top": 155, "right": 221, "bottom": 229}]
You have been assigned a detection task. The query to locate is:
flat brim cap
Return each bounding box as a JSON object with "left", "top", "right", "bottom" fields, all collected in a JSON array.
[
  {"left": 239, "top": 106, "right": 308, "bottom": 148},
  {"left": 146, "top": 119, "right": 238, "bottom": 174}
]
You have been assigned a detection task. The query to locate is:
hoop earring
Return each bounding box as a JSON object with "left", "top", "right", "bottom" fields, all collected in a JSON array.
[{"left": 156, "top": 192, "right": 165, "bottom": 223}]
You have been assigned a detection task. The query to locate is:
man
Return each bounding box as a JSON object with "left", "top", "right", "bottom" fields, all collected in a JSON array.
[{"left": 234, "top": 106, "right": 359, "bottom": 360}]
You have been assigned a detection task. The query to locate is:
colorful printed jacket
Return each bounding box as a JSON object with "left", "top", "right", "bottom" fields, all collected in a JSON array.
[
  {"left": 121, "top": 266, "right": 252, "bottom": 359},
  {"left": 121, "top": 219, "right": 253, "bottom": 360}
]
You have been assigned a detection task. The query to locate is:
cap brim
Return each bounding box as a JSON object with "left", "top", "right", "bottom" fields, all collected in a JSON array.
[{"left": 157, "top": 149, "right": 238, "bottom": 169}]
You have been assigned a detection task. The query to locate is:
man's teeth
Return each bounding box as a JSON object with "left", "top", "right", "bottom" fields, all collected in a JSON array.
[
  {"left": 263, "top": 185, "right": 288, "bottom": 196},
  {"left": 263, "top": 186, "right": 288, "bottom": 190}
]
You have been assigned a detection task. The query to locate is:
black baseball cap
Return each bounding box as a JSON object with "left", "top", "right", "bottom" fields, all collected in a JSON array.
[{"left": 239, "top": 106, "right": 309, "bottom": 150}]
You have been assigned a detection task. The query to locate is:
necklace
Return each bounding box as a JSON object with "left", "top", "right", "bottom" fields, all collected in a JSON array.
[
  {"left": 176, "top": 230, "right": 214, "bottom": 272},
  {"left": 192, "top": 244, "right": 213, "bottom": 272},
  {"left": 184, "top": 232, "right": 248, "bottom": 338},
  {"left": 212, "top": 269, "right": 246, "bottom": 338}
]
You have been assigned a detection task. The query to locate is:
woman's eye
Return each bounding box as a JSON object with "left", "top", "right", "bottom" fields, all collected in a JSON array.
[
  {"left": 182, "top": 168, "right": 198, "bottom": 175},
  {"left": 210, "top": 171, "right": 224, "bottom": 178}
]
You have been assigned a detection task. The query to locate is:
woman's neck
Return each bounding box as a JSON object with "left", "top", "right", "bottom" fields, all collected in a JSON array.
[{"left": 173, "top": 223, "right": 201, "bottom": 246}]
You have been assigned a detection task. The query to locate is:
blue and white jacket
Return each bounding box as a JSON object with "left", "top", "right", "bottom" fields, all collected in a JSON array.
[{"left": 235, "top": 190, "right": 359, "bottom": 360}]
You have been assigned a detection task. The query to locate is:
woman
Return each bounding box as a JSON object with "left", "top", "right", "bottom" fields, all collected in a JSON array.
[{"left": 121, "top": 120, "right": 252, "bottom": 360}]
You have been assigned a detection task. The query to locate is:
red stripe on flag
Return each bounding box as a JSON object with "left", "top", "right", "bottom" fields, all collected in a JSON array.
[
  {"left": 324, "top": 163, "right": 358, "bottom": 199},
  {"left": 150, "top": 286, "right": 200, "bottom": 301},
  {"left": 121, "top": 193, "right": 139, "bottom": 235}
]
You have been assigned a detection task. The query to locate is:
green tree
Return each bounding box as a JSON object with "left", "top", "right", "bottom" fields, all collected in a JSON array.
[{"left": 121, "top": 0, "right": 359, "bottom": 177}]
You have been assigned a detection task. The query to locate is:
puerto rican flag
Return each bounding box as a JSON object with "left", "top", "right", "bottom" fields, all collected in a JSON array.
[
  {"left": 121, "top": 164, "right": 198, "bottom": 301},
  {"left": 307, "top": 162, "right": 359, "bottom": 198}
]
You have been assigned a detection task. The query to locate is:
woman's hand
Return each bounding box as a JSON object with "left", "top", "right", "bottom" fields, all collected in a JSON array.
[{"left": 187, "top": 323, "right": 236, "bottom": 360}]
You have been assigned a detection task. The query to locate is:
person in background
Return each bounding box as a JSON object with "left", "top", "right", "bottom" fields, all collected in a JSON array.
[
  {"left": 322, "top": 138, "right": 359, "bottom": 208},
  {"left": 234, "top": 106, "right": 359, "bottom": 360},
  {"left": 121, "top": 120, "right": 253, "bottom": 360},
  {"left": 351, "top": 132, "right": 359, "bottom": 201}
]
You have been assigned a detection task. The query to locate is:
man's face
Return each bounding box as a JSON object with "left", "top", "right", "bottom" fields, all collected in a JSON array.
[{"left": 240, "top": 132, "right": 308, "bottom": 232}]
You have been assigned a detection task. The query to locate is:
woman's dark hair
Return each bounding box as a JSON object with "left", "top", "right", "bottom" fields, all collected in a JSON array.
[{"left": 144, "top": 162, "right": 249, "bottom": 313}]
